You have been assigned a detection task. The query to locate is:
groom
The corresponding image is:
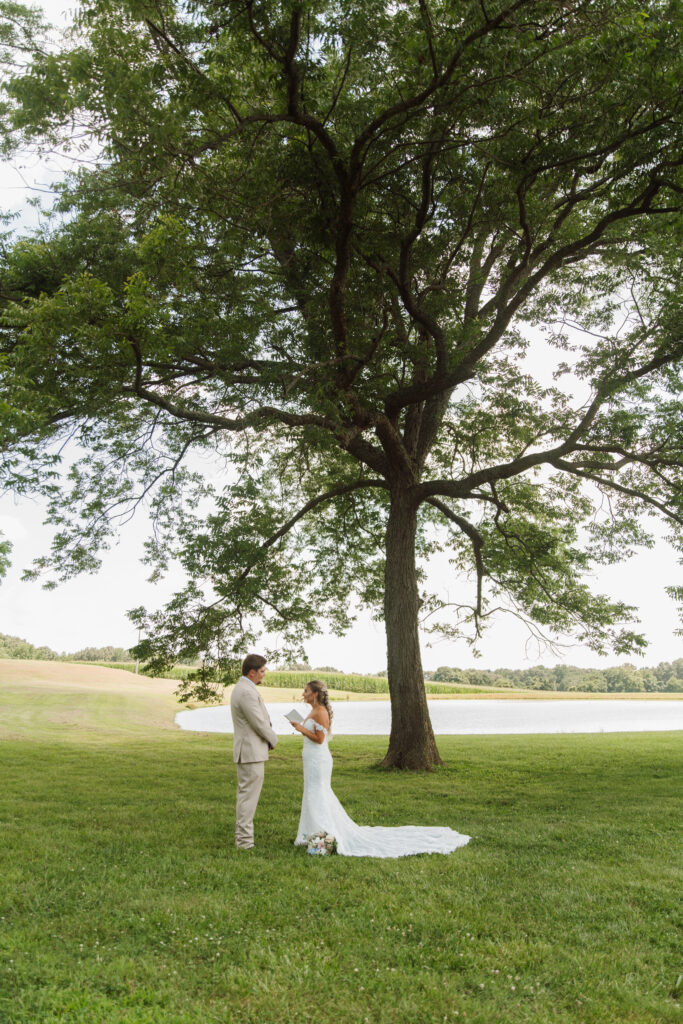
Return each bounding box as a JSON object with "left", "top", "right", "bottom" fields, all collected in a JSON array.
[{"left": 230, "top": 654, "right": 279, "bottom": 850}]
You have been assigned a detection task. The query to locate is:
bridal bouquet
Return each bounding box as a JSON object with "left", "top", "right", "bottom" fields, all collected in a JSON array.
[{"left": 305, "top": 831, "right": 337, "bottom": 855}]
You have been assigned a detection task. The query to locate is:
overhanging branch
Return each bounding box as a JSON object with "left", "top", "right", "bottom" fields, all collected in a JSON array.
[
  {"left": 126, "top": 338, "right": 336, "bottom": 432},
  {"left": 424, "top": 496, "right": 484, "bottom": 629},
  {"left": 418, "top": 341, "right": 683, "bottom": 500},
  {"left": 236, "top": 478, "right": 389, "bottom": 584},
  {"left": 550, "top": 457, "right": 683, "bottom": 526}
]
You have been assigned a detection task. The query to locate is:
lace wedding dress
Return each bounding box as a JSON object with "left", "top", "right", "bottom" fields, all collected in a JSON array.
[{"left": 294, "top": 718, "right": 471, "bottom": 857}]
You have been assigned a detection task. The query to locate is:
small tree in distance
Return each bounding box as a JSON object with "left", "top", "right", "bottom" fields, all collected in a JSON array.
[{"left": 1, "top": 0, "right": 681, "bottom": 767}]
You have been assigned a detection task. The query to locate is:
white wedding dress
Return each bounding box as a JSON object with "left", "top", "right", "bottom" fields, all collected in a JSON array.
[{"left": 294, "top": 718, "right": 471, "bottom": 857}]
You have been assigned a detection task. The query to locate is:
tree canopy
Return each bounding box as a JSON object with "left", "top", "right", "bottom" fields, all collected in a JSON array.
[{"left": 1, "top": 0, "right": 681, "bottom": 766}]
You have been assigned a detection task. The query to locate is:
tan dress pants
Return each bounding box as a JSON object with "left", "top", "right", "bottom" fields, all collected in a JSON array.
[{"left": 235, "top": 760, "right": 265, "bottom": 849}]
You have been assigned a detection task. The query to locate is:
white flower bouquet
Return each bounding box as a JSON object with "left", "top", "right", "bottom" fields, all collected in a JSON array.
[{"left": 305, "top": 831, "right": 337, "bottom": 855}]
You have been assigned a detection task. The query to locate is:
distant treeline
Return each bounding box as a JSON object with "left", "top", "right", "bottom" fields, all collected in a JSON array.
[
  {"left": 273, "top": 660, "right": 683, "bottom": 693},
  {"left": 2, "top": 633, "right": 681, "bottom": 692},
  {"left": 0, "top": 634, "right": 132, "bottom": 663},
  {"left": 429, "top": 662, "right": 683, "bottom": 693}
]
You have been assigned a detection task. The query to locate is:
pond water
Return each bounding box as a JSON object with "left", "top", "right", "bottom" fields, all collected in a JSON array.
[{"left": 175, "top": 699, "right": 683, "bottom": 736}]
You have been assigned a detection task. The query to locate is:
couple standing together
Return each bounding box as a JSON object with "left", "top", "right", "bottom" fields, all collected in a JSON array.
[{"left": 231, "top": 653, "right": 471, "bottom": 858}]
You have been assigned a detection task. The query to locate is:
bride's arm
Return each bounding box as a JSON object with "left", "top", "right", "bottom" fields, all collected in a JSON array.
[{"left": 291, "top": 720, "right": 326, "bottom": 743}]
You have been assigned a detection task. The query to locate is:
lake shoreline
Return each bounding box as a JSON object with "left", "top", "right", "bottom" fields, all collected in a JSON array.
[{"left": 176, "top": 697, "right": 683, "bottom": 736}]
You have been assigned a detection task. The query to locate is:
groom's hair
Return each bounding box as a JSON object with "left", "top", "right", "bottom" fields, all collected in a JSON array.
[{"left": 242, "top": 653, "right": 266, "bottom": 676}]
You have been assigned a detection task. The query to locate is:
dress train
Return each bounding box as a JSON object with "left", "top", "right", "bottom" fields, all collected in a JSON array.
[{"left": 294, "top": 719, "right": 471, "bottom": 858}]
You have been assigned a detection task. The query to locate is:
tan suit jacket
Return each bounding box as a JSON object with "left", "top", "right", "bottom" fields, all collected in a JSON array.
[{"left": 230, "top": 676, "right": 278, "bottom": 763}]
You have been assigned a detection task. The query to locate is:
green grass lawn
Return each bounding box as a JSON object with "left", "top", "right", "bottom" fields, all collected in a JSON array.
[{"left": 0, "top": 675, "right": 681, "bottom": 1024}]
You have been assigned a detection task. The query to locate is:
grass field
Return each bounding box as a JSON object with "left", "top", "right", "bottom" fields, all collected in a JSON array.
[{"left": 0, "top": 661, "right": 681, "bottom": 1023}]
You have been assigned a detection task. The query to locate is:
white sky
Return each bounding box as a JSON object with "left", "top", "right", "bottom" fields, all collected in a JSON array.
[{"left": 0, "top": 0, "right": 680, "bottom": 672}]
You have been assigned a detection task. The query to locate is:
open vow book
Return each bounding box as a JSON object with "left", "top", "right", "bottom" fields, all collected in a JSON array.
[{"left": 284, "top": 709, "right": 304, "bottom": 724}]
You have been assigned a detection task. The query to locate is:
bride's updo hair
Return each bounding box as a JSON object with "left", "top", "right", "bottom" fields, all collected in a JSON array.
[{"left": 307, "top": 679, "right": 333, "bottom": 726}]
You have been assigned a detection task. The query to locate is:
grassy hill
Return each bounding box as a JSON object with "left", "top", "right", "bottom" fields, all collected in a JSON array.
[{"left": 0, "top": 662, "right": 681, "bottom": 1023}]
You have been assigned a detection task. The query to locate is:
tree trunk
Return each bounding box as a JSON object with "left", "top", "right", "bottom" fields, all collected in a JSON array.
[{"left": 382, "top": 489, "right": 443, "bottom": 769}]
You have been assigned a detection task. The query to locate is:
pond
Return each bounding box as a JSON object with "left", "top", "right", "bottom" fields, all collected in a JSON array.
[{"left": 175, "top": 698, "right": 683, "bottom": 736}]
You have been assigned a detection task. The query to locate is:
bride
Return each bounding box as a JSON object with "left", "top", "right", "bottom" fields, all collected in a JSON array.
[{"left": 290, "top": 679, "right": 471, "bottom": 857}]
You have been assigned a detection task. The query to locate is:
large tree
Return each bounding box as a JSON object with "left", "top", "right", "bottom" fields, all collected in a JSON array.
[
  {"left": 0, "top": 0, "right": 48, "bottom": 577},
  {"left": 1, "top": 0, "right": 681, "bottom": 767}
]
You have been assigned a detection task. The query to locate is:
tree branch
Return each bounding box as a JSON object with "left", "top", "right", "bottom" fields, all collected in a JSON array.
[
  {"left": 350, "top": 0, "right": 533, "bottom": 167},
  {"left": 416, "top": 374, "right": 654, "bottom": 499},
  {"left": 127, "top": 339, "right": 335, "bottom": 433},
  {"left": 424, "top": 496, "right": 484, "bottom": 628},
  {"left": 550, "top": 458, "right": 683, "bottom": 526},
  {"left": 236, "top": 478, "right": 389, "bottom": 583}
]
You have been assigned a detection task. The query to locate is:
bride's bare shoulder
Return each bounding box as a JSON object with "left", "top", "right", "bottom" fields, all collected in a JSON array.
[{"left": 312, "top": 705, "right": 330, "bottom": 728}]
